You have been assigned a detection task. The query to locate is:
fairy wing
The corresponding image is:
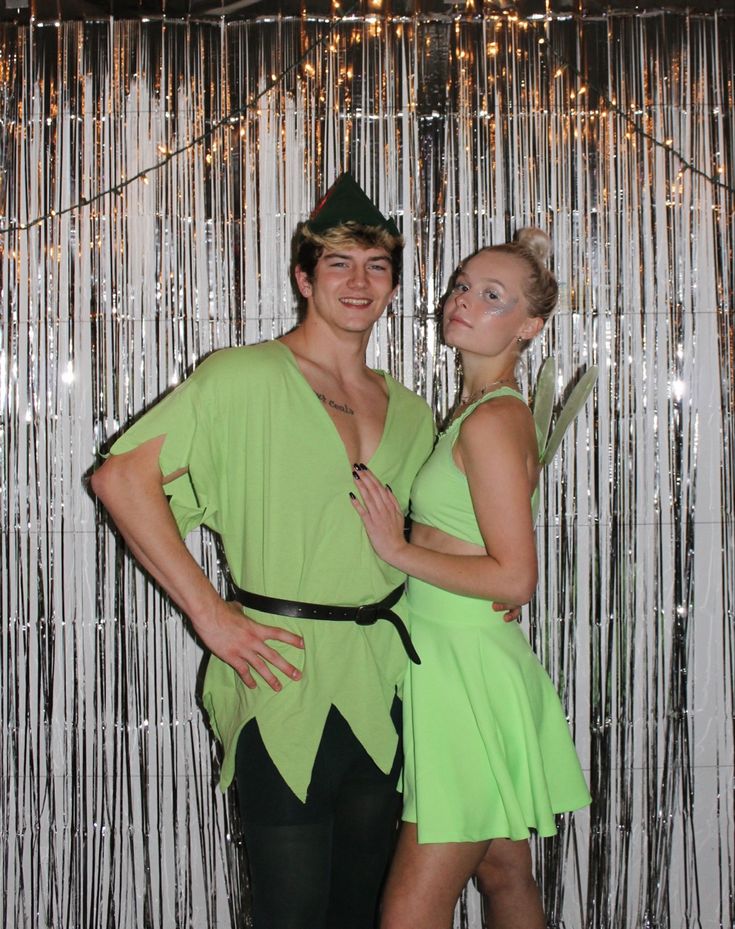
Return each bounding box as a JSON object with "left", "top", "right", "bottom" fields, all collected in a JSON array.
[
  {"left": 532, "top": 356, "right": 557, "bottom": 456},
  {"left": 532, "top": 363, "right": 598, "bottom": 523},
  {"left": 541, "top": 365, "right": 599, "bottom": 464}
]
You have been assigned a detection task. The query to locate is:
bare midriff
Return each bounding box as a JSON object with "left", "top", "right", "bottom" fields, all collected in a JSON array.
[{"left": 410, "top": 521, "right": 486, "bottom": 558}]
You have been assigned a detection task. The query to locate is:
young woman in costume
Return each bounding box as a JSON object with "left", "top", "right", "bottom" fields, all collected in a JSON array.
[{"left": 350, "top": 228, "right": 591, "bottom": 929}]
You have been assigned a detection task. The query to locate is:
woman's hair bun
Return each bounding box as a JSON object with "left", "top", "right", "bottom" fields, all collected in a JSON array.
[{"left": 514, "top": 227, "right": 552, "bottom": 263}]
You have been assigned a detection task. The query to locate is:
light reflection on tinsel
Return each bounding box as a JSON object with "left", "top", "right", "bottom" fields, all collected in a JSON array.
[{"left": 0, "top": 12, "right": 733, "bottom": 929}]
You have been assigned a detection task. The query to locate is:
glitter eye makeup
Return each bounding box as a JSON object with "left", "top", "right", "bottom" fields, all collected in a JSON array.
[
  {"left": 452, "top": 266, "right": 522, "bottom": 317},
  {"left": 452, "top": 277, "right": 519, "bottom": 314},
  {"left": 481, "top": 293, "right": 519, "bottom": 315}
]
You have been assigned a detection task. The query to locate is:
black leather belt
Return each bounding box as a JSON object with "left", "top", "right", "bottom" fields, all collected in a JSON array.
[{"left": 230, "top": 583, "right": 421, "bottom": 665}]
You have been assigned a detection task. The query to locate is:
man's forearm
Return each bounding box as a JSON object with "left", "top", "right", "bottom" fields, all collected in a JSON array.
[{"left": 90, "top": 436, "right": 304, "bottom": 690}]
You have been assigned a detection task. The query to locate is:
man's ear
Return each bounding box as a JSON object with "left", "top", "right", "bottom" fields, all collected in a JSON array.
[{"left": 294, "top": 265, "right": 312, "bottom": 298}]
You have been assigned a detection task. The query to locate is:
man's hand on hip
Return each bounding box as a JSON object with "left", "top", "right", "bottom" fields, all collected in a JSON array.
[
  {"left": 194, "top": 599, "right": 304, "bottom": 691},
  {"left": 90, "top": 439, "right": 304, "bottom": 691}
]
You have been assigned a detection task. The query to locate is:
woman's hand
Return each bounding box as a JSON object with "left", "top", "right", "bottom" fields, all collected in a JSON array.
[
  {"left": 350, "top": 465, "right": 408, "bottom": 567},
  {"left": 493, "top": 601, "right": 523, "bottom": 624}
]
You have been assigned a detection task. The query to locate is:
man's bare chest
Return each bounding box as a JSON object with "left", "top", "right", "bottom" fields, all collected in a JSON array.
[{"left": 306, "top": 371, "right": 389, "bottom": 465}]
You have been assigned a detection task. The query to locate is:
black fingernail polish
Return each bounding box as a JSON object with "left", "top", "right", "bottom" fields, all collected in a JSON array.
[
  {"left": 352, "top": 462, "right": 359, "bottom": 470},
  {"left": 349, "top": 491, "right": 356, "bottom": 500},
  {"left": 386, "top": 484, "right": 392, "bottom": 492},
  {"left": 359, "top": 462, "right": 368, "bottom": 470},
  {"left": 352, "top": 471, "right": 360, "bottom": 480}
]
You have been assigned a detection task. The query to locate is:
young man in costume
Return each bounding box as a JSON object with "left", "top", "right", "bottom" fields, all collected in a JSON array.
[{"left": 90, "top": 174, "right": 435, "bottom": 929}]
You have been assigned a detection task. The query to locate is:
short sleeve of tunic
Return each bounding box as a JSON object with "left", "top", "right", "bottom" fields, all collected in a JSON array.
[{"left": 108, "top": 354, "right": 223, "bottom": 538}]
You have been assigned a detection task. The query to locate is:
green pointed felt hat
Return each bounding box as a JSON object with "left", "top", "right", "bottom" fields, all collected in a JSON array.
[{"left": 305, "top": 173, "right": 401, "bottom": 237}]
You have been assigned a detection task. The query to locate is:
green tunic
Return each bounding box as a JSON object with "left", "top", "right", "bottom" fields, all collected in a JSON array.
[{"left": 109, "top": 340, "right": 435, "bottom": 800}]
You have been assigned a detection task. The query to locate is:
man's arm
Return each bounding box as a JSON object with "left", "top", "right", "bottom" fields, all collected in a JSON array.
[{"left": 90, "top": 435, "right": 303, "bottom": 691}]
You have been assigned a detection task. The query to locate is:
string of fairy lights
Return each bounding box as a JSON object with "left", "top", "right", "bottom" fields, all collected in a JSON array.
[
  {"left": 535, "top": 28, "right": 733, "bottom": 194},
  {"left": 0, "top": 4, "right": 360, "bottom": 235},
  {"left": 0, "top": 8, "right": 731, "bottom": 237}
]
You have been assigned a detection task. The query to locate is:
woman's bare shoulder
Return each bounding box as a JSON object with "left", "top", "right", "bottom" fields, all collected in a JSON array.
[{"left": 458, "top": 394, "right": 534, "bottom": 447}]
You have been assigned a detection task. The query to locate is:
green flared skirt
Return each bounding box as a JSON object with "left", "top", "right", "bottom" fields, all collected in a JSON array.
[{"left": 401, "top": 578, "right": 591, "bottom": 844}]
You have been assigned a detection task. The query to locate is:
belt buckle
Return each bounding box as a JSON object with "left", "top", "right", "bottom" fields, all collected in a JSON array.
[{"left": 355, "top": 604, "right": 378, "bottom": 626}]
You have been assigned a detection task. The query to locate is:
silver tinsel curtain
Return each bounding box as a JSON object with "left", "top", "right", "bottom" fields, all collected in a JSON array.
[{"left": 0, "top": 11, "right": 733, "bottom": 929}]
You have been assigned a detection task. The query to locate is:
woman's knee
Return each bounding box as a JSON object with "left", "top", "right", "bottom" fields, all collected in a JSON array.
[
  {"left": 379, "top": 900, "right": 412, "bottom": 929},
  {"left": 474, "top": 839, "right": 535, "bottom": 897},
  {"left": 380, "top": 900, "right": 452, "bottom": 929}
]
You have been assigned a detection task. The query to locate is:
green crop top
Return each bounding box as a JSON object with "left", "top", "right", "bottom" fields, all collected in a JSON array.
[{"left": 410, "top": 387, "right": 539, "bottom": 547}]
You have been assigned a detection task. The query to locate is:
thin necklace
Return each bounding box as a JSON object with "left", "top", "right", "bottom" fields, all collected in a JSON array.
[{"left": 459, "top": 377, "right": 517, "bottom": 406}]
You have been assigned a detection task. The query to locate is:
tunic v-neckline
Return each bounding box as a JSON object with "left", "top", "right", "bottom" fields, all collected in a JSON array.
[{"left": 274, "top": 339, "right": 395, "bottom": 470}]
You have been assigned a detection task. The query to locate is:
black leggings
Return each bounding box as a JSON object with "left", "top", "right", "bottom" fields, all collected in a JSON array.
[{"left": 235, "top": 701, "right": 402, "bottom": 929}]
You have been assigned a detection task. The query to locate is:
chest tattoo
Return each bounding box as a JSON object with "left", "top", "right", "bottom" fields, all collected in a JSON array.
[{"left": 315, "top": 391, "right": 355, "bottom": 416}]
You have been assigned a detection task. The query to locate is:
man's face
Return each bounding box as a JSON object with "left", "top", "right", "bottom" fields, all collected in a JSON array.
[{"left": 295, "top": 245, "right": 398, "bottom": 334}]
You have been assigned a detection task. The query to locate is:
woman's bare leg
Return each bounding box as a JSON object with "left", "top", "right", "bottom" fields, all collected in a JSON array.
[
  {"left": 474, "top": 839, "right": 545, "bottom": 929},
  {"left": 380, "top": 823, "right": 490, "bottom": 929}
]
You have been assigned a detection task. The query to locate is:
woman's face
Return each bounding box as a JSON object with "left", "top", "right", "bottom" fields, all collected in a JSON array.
[{"left": 442, "top": 250, "right": 540, "bottom": 355}]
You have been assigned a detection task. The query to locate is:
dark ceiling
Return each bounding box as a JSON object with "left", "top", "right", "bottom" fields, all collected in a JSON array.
[{"left": 0, "top": 0, "right": 727, "bottom": 26}]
